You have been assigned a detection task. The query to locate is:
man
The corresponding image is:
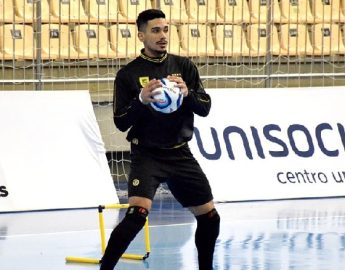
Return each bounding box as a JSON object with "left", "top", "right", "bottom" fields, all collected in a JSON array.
[{"left": 100, "top": 9, "right": 220, "bottom": 270}]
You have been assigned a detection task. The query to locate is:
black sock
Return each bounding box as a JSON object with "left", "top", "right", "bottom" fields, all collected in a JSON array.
[
  {"left": 195, "top": 209, "right": 220, "bottom": 270},
  {"left": 100, "top": 206, "right": 148, "bottom": 270}
]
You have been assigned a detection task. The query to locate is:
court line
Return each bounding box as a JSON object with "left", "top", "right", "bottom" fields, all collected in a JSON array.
[
  {"left": 3, "top": 212, "right": 345, "bottom": 239},
  {"left": 1, "top": 222, "right": 195, "bottom": 239}
]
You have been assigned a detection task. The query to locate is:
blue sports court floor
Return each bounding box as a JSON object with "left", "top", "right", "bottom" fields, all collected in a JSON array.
[{"left": 1, "top": 195, "right": 345, "bottom": 270}]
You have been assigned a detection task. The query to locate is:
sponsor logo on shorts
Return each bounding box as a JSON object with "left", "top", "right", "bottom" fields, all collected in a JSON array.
[
  {"left": 132, "top": 179, "right": 140, "bottom": 187},
  {"left": 132, "top": 138, "right": 139, "bottom": 145}
]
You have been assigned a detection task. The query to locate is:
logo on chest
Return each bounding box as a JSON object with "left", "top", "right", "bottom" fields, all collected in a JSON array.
[{"left": 139, "top": 77, "right": 150, "bottom": 88}]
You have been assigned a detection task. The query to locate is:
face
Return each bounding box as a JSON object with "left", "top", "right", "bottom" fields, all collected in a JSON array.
[{"left": 138, "top": 18, "right": 169, "bottom": 57}]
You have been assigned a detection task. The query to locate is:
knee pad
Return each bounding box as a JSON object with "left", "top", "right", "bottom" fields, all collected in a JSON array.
[
  {"left": 122, "top": 206, "right": 149, "bottom": 233},
  {"left": 196, "top": 208, "right": 220, "bottom": 240},
  {"left": 109, "top": 205, "right": 149, "bottom": 251},
  {"left": 109, "top": 205, "right": 149, "bottom": 244},
  {"left": 126, "top": 205, "right": 149, "bottom": 219},
  {"left": 195, "top": 209, "right": 220, "bottom": 270}
]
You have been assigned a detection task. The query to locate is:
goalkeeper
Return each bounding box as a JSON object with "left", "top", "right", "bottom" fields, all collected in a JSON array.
[{"left": 100, "top": 9, "right": 220, "bottom": 270}]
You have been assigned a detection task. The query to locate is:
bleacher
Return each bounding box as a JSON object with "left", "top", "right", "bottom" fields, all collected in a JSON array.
[{"left": 1, "top": 0, "right": 345, "bottom": 60}]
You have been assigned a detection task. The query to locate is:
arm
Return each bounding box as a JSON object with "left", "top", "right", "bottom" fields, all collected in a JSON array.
[
  {"left": 113, "top": 70, "right": 146, "bottom": 132},
  {"left": 169, "top": 60, "right": 211, "bottom": 117},
  {"left": 184, "top": 80, "right": 211, "bottom": 117},
  {"left": 185, "top": 61, "right": 211, "bottom": 117},
  {"left": 113, "top": 70, "right": 164, "bottom": 132}
]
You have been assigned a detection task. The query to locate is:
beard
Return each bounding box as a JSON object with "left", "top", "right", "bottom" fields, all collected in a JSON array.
[
  {"left": 154, "top": 49, "right": 167, "bottom": 55},
  {"left": 144, "top": 42, "right": 168, "bottom": 57},
  {"left": 147, "top": 47, "right": 167, "bottom": 57}
]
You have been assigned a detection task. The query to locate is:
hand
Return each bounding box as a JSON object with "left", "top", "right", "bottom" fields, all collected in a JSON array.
[
  {"left": 167, "top": 75, "right": 188, "bottom": 97},
  {"left": 139, "top": 79, "right": 163, "bottom": 105}
]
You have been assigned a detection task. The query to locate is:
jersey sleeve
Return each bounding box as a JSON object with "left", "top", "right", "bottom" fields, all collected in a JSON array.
[
  {"left": 182, "top": 60, "right": 211, "bottom": 117},
  {"left": 113, "top": 69, "right": 146, "bottom": 132}
]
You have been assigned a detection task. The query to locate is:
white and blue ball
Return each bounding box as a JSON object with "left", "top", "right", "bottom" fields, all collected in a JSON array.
[{"left": 150, "top": 78, "right": 183, "bottom": 114}]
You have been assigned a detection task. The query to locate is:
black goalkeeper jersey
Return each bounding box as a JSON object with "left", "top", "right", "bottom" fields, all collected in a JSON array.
[{"left": 113, "top": 52, "right": 211, "bottom": 149}]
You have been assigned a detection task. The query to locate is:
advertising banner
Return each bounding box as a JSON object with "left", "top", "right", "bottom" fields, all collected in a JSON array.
[
  {"left": 0, "top": 91, "right": 118, "bottom": 212},
  {"left": 190, "top": 87, "right": 345, "bottom": 202}
]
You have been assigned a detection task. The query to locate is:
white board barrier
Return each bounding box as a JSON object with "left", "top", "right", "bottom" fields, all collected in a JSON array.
[
  {"left": 0, "top": 91, "right": 118, "bottom": 212},
  {"left": 189, "top": 87, "right": 345, "bottom": 202}
]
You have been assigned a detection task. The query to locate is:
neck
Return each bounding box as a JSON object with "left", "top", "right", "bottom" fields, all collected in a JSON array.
[{"left": 140, "top": 49, "right": 167, "bottom": 63}]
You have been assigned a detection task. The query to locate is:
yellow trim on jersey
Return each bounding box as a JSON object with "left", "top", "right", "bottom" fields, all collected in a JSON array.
[
  {"left": 139, "top": 51, "right": 167, "bottom": 63},
  {"left": 198, "top": 97, "right": 211, "bottom": 103},
  {"left": 160, "top": 142, "right": 187, "bottom": 149}
]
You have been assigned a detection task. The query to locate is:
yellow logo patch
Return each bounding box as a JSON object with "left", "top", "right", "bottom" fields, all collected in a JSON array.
[{"left": 139, "top": 77, "right": 150, "bottom": 87}]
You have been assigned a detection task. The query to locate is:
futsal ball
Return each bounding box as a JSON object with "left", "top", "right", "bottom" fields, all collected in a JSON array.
[{"left": 150, "top": 78, "right": 183, "bottom": 114}]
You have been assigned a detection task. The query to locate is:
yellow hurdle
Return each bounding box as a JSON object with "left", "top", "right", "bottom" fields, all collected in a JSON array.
[{"left": 65, "top": 203, "right": 151, "bottom": 264}]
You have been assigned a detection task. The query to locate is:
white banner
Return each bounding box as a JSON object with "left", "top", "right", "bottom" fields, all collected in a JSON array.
[
  {"left": 190, "top": 87, "right": 345, "bottom": 202},
  {"left": 0, "top": 91, "right": 118, "bottom": 212}
]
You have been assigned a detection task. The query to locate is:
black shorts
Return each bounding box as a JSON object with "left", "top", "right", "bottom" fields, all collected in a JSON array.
[{"left": 128, "top": 143, "right": 213, "bottom": 207}]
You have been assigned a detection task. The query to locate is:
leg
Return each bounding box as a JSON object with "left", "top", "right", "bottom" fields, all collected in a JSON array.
[
  {"left": 163, "top": 144, "right": 219, "bottom": 269},
  {"left": 100, "top": 197, "right": 152, "bottom": 270},
  {"left": 189, "top": 201, "right": 220, "bottom": 270}
]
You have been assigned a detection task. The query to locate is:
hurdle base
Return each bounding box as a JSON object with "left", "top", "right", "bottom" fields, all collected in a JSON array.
[
  {"left": 65, "top": 257, "right": 100, "bottom": 264},
  {"left": 65, "top": 252, "right": 150, "bottom": 264}
]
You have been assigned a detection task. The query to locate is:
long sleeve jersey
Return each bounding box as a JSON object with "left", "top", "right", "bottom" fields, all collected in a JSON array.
[{"left": 113, "top": 52, "right": 211, "bottom": 148}]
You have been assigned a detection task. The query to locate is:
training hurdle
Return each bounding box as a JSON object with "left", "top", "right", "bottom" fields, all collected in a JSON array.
[{"left": 65, "top": 203, "right": 151, "bottom": 264}]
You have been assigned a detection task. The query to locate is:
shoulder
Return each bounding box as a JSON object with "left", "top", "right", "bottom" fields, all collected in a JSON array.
[
  {"left": 116, "top": 57, "right": 141, "bottom": 78},
  {"left": 120, "top": 57, "right": 141, "bottom": 71},
  {"left": 167, "top": 53, "right": 190, "bottom": 64},
  {"left": 167, "top": 54, "right": 196, "bottom": 71}
]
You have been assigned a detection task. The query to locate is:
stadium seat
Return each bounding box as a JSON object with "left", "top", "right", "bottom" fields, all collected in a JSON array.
[
  {"left": 279, "top": 24, "right": 313, "bottom": 55},
  {"left": 211, "top": 24, "right": 250, "bottom": 56},
  {"left": 217, "top": 0, "right": 251, "bottom": 23},
  {"left": 41, "top": 24, "right": 79, "bottom": 60},
  {"left": 167, "top": 24, "right": 187, "bottom": 56},
  {"left": 83, "top": 0, "right": 126, "bottom": 22},
  {"left": 178, "top": 24, "right": 216, "bottom": 56},
  {"left": 310, "top": 23, "right": 345, "bottom": 55},
  {"left": 185, "top": 0, "right": 223, "bottom": 23},
  {"left": 13, "top": 0, "right": 54, "bottom": 22},
  {"left": 50, "top": 0, "right": 89, "bottom": 23},
  {"left": 118, "top": 0, "right": 152, "bottom": 23},
  {"left": 153, "top": 0, "right": 190, "bottom": 23},
  {"left": 0, "top": 40, "right": 11, "bottom": 59},
  {"left": 73, "top": 24, "right": 116, "bottom": 59},
  {"left": 311, "top": 0, "right": 345, "bottom": 23},
  {"left": 0, "top": 1, "right": 20, "bottom": 22},
  {"left": 109, "top": 23, "right": 142, "bottom": 58},
  {"left": 246, "top": 24, "right": 280, "bottom": 56},
  {"left": 279, "top": 0, "right": 314, "bottom": 23},
  {"left": 0, "top": 24, "right": 35, "bottom": 59},
  {"left": 248, "top": 0, "right": 282, "bottom": 23}
]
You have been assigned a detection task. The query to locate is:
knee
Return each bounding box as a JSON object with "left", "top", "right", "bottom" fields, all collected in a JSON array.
[
  {"left": 128, "top": 196, "right": 152, "bottom": 211},
  {"left": 113, "top": 205, "right": 149, "bottom": 235},
  {"left": 189, "top": 201, "right": 215, "bottom": 216},
  {"left": 196, "top": 208, "right": 220, "bottom": 220},
  {"left": 108, "top": 206, "right": 148, "bottom": 242},
  {"left": 196, "top": 209, "right": 220, "bottom": 233},
  {"left": 125, "top": 205, "right": 149, "bottom": 222},
  {"left": 195, "top": 208, "right": 220, "bottom": 249}
]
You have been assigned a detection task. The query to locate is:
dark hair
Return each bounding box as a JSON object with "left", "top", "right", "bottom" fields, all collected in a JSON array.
[{"left": 136, "top": 9, "right": 166, "bottom": 31}]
